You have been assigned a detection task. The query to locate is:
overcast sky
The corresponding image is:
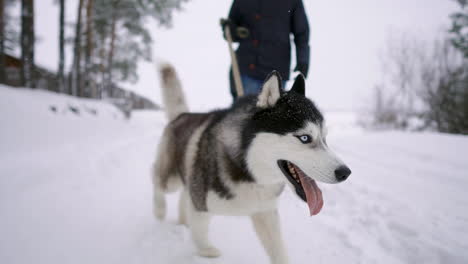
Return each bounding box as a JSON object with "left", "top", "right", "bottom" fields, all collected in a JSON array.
[{"left": 35, "top": 0, "right": 460, "bottom": 111}]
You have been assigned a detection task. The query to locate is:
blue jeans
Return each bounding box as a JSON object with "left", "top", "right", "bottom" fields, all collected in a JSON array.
[
  {"left": 230, "top": 73, "right": 287, "bottom": 99},
  {"left": 241, "top": 75, "right": 265, "bottom": 95}
]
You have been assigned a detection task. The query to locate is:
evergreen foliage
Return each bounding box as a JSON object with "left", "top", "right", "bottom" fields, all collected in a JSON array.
[
  {"left": 449, "top": 0, "right": 468, "bottom": 57},
  {"left": 78, "top": 0, "right": 188, "bottom": 97},
  {"left": 3, "top": 0, "right": 19, "bottom": 53}
]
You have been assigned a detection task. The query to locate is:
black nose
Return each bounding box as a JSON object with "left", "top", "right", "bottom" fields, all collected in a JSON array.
[{"left": 335, "top": 165, "right": 351, "bottom": 182}]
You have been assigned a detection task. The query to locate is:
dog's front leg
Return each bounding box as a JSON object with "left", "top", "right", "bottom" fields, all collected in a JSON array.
[{"left": 251, "top": 210, "right": 289, "bottom": 264}]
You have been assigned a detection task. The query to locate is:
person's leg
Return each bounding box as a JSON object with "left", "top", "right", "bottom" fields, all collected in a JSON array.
[
  {"left": 241, "top": 75, "right": 264, "bottom": 96},
  {"left": 238, "top": 75, "right": 288, "bottom": 97}
]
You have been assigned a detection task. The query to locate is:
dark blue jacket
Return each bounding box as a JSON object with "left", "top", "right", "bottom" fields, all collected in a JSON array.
[{"left": 228, "top": 0, "right": 310, "bottom": 81}]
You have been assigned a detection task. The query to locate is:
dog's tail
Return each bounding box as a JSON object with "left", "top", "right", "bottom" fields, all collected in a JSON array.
[{"left": 158, "top": 63, "right": 189, "bottom": 121}]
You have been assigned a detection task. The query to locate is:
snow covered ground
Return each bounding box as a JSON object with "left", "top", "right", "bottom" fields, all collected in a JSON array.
[{"left": 1, "top": 85, "right": 467, "bottom": 264}]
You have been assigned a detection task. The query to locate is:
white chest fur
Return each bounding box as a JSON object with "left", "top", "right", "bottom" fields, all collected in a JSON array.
[{"left": 206, "top": 182, "right": 285, "bottom": 216}]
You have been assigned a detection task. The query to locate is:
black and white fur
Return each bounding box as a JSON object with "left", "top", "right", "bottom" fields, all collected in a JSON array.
[{"left": 152, "top": 64, "right": 350, "bottom": 264}]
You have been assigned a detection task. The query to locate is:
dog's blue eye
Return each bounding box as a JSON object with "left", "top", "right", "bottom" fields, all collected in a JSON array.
[{"left": 297, "top": 135, "right": 312, "bottom": 144}]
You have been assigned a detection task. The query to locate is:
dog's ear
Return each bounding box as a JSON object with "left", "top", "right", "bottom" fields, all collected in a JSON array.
[
  {"left": 290, "top": 73, "right": 305, "bottom": 96},
  {"left": 257, "top": 71, "right": 283, "bottom": 108}
]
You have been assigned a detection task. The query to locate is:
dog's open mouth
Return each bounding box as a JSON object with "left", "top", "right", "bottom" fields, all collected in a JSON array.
[{"left": 277, "top": 160, "right": 323, "bottom": 216}]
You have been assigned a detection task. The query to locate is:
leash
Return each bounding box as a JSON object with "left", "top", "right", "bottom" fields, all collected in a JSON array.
[{"left": 221, "top": 19, "right": 244, "bottom": 97}]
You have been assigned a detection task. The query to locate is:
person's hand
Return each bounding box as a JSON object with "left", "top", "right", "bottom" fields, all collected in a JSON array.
[
  {"left": 220, "top": 18, "right": 249, "bottom": 40},
  {"left": 220, "top": 18, "right": 233, "bottom": 39},
  {"left": 294, "top": 64, "right": 309, "bottom": 78},
  {"left": 220, "top": 18, "right": 232, "bottom": 30}
]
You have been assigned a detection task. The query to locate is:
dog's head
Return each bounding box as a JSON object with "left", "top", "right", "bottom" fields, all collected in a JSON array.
[{"left": 244, "top": 71, "right": 351, "bottom": 215}]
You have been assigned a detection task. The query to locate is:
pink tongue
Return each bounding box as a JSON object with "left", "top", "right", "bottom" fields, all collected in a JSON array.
[{"left": 298, "top": 172, "right": 324, "bottom": 216}]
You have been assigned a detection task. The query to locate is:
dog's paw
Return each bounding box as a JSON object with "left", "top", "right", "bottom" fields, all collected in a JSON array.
[
  {"left": 153, "top": 206, "right": 166, "bottom": 221},
  {"left": 153, "top": 196, "right": 167, "bottom": 220},
  {"left": 197, "top": 246, "right": 221, "bottom": 258},
  {"left": 177, "top": 218, "right": 187, "bottom": 226},
  {"left": 154, "top": 211, "right": 165, "bottom": 221}
]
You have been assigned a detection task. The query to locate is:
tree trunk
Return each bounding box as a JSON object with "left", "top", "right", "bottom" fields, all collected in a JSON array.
[
  {"left": 104, "top": 10, "right": 117, "bottom": 99},
  {"left": 58, "top": 0, "right": 65, "bottom": 93},
  {"left": 97, "top": 34, "right": 106, "bottom": 100},
  {"left": 0, "top": 0, "right": 5, "bottom": 84},
  {"left": 21, "top": 0, "right": 35, "bottom": 88},
  {"left": 72, "top": 0, "right": 84, "bottom": 96},
  {"left": 83, "top": 0, "right": 93, "bottom": 98}
]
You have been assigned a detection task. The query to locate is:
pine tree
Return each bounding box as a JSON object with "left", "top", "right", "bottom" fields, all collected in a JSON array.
[
  {"left": 21, "top": 0, "right": 35, "bottom": 88},
  {"left": 58, "top": 0, "right": 65, "bottom": 93},
  {"left": 0, "top": 0, "right": 5, "bottom": 84},
  {"left": 88, "top": 0, "right": 188, "bottom": 97},
  {"left": 1, "top": 0, "right": 19, "bottom": 85},
  {"left": 2, "top": 1, "right": 19, "bottom": 52},
  {"left": 83, "top": 0, "right": 94, "bottom": 98},
  {"left": 449, "top": 0, "right": 468, "bottom": 58},
  {"left": 66, "top": 0, "right": 187, "bottom": 98},
  {"left": 71, "top": 0, "right": 84, "bottom": 96}
]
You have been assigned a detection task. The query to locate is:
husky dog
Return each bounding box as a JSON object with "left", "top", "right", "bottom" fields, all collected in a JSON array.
[{"left": 152, "top": 64, "right": 351, "bottom": 264}]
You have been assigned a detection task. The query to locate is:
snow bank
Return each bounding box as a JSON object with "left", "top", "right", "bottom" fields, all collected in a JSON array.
[{"left": 0, "top": 85, "right": 126, "bottom": 156}]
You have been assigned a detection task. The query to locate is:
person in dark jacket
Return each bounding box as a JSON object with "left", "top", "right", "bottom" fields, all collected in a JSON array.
[{"left": 223, "top": 0, "right": 310, "bottom": 99}]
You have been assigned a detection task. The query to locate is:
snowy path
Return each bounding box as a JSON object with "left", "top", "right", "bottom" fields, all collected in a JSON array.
[{"left": 1, "top": 88, "right": 467, "bottom": 264}]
